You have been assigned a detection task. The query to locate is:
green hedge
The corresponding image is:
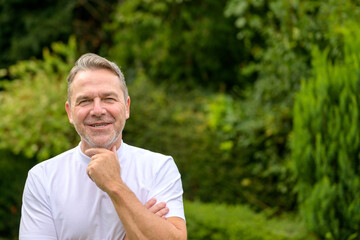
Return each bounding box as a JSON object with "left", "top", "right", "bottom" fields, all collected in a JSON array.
[
  {"left": 184, "top": 201, "right": 315, "bottom": 240},
  {"left": 292, "top": 24, "right": 360, "bottom": 240}
]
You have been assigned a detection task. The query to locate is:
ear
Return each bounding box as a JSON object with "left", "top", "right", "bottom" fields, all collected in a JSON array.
[
  {"left": 125, "top": 96, "right": 130, "bottom": 119},
  {"left": 65, "top": 101, "right": 74, "bottom": 124}
]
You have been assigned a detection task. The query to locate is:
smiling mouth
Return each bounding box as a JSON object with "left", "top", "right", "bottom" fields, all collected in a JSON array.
[{"left": 90, "top": 123, "right": 109, "bottom": 127}]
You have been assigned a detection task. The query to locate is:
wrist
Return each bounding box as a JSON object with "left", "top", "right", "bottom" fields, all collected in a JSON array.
[{"left": 106, "top": 180, "right": 127, "bottom": 199}]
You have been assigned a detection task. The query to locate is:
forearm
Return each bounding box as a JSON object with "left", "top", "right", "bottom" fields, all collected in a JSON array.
[{"left": 108, "top": 182, "right": 186, "bottom": 240}]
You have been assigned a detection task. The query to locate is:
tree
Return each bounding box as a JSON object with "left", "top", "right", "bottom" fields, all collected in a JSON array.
[
  {"left": 107, "top": 0, "right": 245, "bottom": 90},
  {"left": 292, "top": 25, "right": 360, "bottom": 239},
  {"left": 0, "top": 0, "right": 117, "bottom": 69}
]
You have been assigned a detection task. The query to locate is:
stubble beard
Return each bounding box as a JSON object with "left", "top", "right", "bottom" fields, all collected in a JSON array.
[{"left": 75, "top": 120, "right": 126, "bottom": 149}]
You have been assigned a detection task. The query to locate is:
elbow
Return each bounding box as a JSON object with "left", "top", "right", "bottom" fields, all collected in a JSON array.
[{"left": 174, "top": 229, "right": 187, "bottom": 240}]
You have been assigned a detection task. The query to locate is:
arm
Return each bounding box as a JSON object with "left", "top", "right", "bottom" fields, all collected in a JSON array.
[
  {"left": 19, "top": 170, "right": 57, "bottom": 239},
  {"left": 86, "top": 147, "right": 187, "bottom": 240},
  {"left": 123, "top": 198, "right": 170, "bottom": 240}
]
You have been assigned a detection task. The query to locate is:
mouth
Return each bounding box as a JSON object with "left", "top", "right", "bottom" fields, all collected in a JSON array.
[{"left": 87, "top": 122, "right": 111, "bottom": 128}]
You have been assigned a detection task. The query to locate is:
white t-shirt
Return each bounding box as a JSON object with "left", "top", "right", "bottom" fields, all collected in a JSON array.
[{"left": 19, "top": 141, "right": 185, "bottom": 240}]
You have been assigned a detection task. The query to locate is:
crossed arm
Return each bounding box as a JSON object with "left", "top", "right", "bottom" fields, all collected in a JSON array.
[
  {"left": 85, "top": 147, "right": 187, "bottom": 240},
  {"left": 124, "top": 198, "right": 170, "bottom": 240}
]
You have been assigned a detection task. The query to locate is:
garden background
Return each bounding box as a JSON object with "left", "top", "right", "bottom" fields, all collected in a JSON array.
[{"left": 1, "top": 0, "right": 360, "bottom": 239}]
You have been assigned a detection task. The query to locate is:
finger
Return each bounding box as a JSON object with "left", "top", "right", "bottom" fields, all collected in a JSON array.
[
  {"left": 155, "top": 207, "right": 169, "bottom": 218},
  {"left": 144, "top": 198, "right": 157, "bottom": 209},
  {"left": 149, "top": 202, "right": 166, "bottom": 214}
]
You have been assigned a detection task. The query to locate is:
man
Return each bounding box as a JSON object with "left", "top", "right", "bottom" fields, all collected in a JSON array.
[{"left": 19, "top": 53, "right": 187, "bottom": 240}]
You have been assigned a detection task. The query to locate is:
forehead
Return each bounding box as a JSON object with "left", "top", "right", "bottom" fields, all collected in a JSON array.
[{"left": 70, "top": 69, "right": 123, "bottom": 97}]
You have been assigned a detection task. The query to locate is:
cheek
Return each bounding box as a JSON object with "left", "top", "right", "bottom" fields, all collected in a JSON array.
[
  {"left": 109, "top": 106, "right": 125, "bottom": 118},
  {"left": 72, "top": 109, "right": 88, "bottom": 123}
]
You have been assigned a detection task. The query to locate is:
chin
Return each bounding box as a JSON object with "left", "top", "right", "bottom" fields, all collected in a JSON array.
[
  {"left": 89, "top": 141, "right": 113, "bottom": 149},
  {"left": 86, "top": 136, "right": 120, "bottom": 149}
]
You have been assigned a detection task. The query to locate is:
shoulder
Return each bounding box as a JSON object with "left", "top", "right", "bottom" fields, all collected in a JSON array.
[
  {"left": 28, "top": 147, "right": 78, "bottom": 178},
  {"left": 122, "top": 143, "right": 172, "bottom": 165},
  {"left": 121, "top": 142, "right": 180, "bottom": 179}
]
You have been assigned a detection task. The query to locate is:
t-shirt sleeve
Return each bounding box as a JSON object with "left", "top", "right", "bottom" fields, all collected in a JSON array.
[
  {"left": 148, "top": 158, "right": 185, "bottom": 220},
  {"left": 19, "top": 169, "right": 57, "bottom": 240}
]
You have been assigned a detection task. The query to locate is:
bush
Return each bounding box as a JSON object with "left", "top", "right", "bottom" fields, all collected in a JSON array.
[
  {"left": 184, "top": 200, "right": 315, "bottom": 240},
  {"left": 0, "top": 37, "right": 79, "bottom": 161},
  {"left": 292, "top": 25, "right": 360, "bottom": 239}
]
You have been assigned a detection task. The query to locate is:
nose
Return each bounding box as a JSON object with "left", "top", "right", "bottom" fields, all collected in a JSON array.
[{"left": 90, "top": 98, "right": 106, "bottom": 116}]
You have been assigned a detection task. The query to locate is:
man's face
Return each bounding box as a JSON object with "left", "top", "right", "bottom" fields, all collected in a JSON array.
[{"left": 65, "top": 69, "right": 130, "bottom": 151}]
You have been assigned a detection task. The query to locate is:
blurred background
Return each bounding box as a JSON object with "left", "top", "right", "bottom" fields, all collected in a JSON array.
[{"left": 1, "top": 0, "right": 360, "bottom": 239}]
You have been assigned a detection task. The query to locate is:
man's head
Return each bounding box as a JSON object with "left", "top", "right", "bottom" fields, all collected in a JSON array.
[
  {"left": 65, "top": 53, "right": 130, "bottom": 152},
  {"left": 67, "top": 53, "right": 128, "bottom": 105}
]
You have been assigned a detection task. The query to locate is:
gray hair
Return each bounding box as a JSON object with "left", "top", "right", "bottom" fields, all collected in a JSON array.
[{"left": 67, "top": 53, "right": 128, "bottom": 104}]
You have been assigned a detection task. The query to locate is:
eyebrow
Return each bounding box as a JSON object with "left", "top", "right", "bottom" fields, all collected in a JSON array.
[
  {"left": 75, "top": 92, "right": 119, "bottom": 103},
  {"left": 101, "top": 92, "right": 119, "bottom": 98},
  {"left": 75, "top": 95, "right": 90, "bottom": 104}
]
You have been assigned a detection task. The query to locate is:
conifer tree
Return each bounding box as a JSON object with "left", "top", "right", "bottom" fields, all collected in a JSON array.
[{"left": 292, "top": 25, "right": 360, "bottom": 239}]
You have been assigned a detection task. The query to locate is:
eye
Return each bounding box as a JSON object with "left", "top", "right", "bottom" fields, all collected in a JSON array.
[
  {"left": 104, "top": 97, "right": 116, "bottom": 102},
  {"left": 78, "top": 99, "right": 91, "bottom": 105}
]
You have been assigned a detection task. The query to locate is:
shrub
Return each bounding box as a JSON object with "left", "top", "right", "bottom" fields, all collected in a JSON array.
[
  {"left": 184, "top": 200, "right": 315, "bottom": 240},
  {"left": 292, "top": 25, "right": 360, "bottom": 239},
  {"left": 0, "top": 37, "right": 79, "bottom": 161}
]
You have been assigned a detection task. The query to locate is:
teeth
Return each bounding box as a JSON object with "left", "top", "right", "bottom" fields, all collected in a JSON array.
[{"left": 91, "top": 123, "right": 108, "bottom": 127}]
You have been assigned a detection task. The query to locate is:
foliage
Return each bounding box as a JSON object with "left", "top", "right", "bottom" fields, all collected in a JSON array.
[
  {"left": 184, "top": 200, "right": 316, "bottom": 240},
  {"left": 123, "top": 71, "right": 243, "bottom": 204},
  {"left": 0, "top": 0, "right": 117, "bottom": 68},
  {"left": 292, "top": 25, "right": 360, "bottom": 239},
  {"left": 125, "top": 71, "right": 286, "bottom": 206},
  {"left": 221, "top": 0, "right": 360, "bottom": 210},
  {"left": 106, "top": 0, "right": 245, "bottom": 90},
  {"left": 0, "top": 37, "right": 79, "bottom": 161},
  {"left": 0, "top": 0, "right": 75, "bottom": 68},
  {"left": 0, "top": 150, "right": 36, "bottom": 238}
]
